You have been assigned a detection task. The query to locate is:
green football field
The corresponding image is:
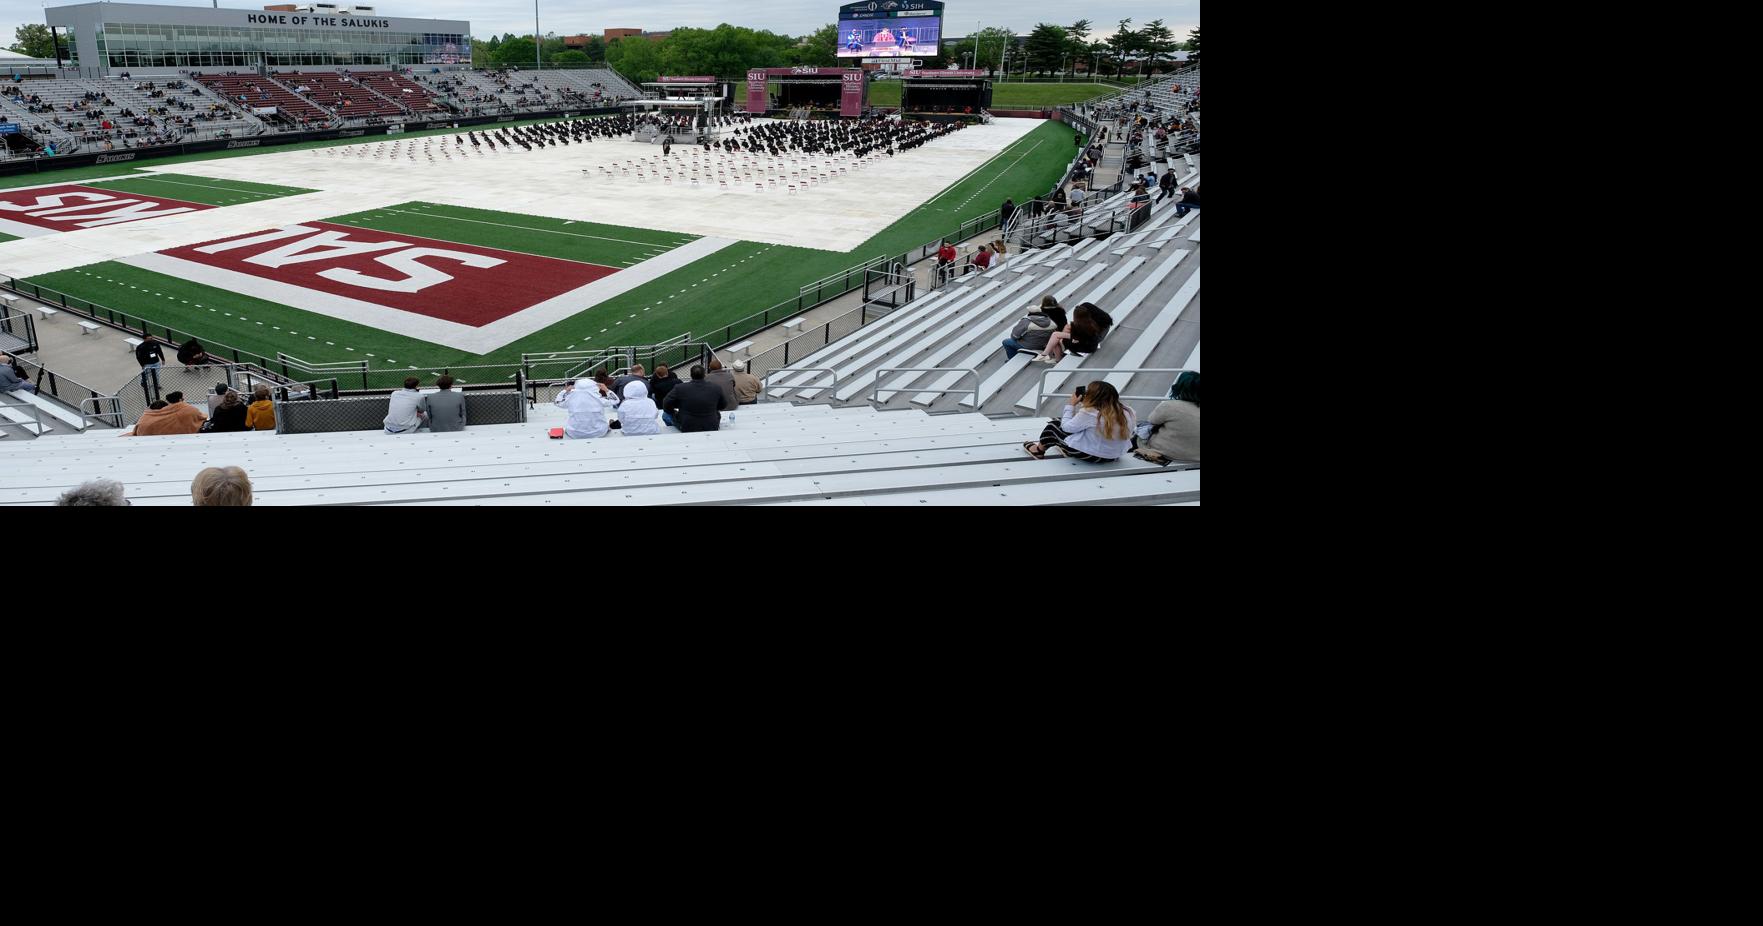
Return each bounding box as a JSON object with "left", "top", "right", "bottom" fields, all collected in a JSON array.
[
  {"left": 84, "top": 174, "right": 318, "bottom": 206},
  {"left": 13, "top": 119, "right": 1080, "bottom": 373}
]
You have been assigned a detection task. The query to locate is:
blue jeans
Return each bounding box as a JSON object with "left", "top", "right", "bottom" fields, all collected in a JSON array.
[
  {"left": 139, "top": 361, "right": 161, "bottom": 386},
  {"left": 1002, "top": 337, "right": 1025, "bottom": 360},
  {"left": 1176, "top": 203, "right": 1200, "bottom": 217},
  {"left": 662, "top": 410, "right": 676, "bottom": 428}
]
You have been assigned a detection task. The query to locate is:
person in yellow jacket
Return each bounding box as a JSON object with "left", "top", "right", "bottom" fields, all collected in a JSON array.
[{"left": 244, "top": 384, "right": 275, "bottom": 431}]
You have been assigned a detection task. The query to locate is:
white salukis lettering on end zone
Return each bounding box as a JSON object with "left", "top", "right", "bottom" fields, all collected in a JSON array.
[
  {"left": 320, "top": 248, "right": 504, "bottom": 294},
  {"left": 0, "top": 192, "right": 112, "bottom": 212}
]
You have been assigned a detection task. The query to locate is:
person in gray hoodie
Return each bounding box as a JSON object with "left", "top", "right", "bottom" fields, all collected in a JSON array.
[
  {"left": 0, "top": 355, "right": 35, "bottom": 393},
  {"left": 1002, "top": 303, "right": 1066, "bottom": 360},
  {"left": 1135, "top": 371, "right": 1200, "bottom": 465}
]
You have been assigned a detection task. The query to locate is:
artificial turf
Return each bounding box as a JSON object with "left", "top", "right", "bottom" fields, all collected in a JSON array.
[
  {"left": 328, "top": 202, "right": 697, "bottom": 268},
  {"left": 16, "top": 119, "right": 1080, "bottom": 369}
]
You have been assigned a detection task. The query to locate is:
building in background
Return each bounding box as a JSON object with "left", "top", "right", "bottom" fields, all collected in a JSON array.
[{"left": 45, "top": 2, "right": 469, "bottom": 75}]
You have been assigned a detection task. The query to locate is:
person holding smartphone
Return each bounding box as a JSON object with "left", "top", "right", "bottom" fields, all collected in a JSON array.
[{"left": 1023, "top": 381, "right": 1136, "bottom": 463}]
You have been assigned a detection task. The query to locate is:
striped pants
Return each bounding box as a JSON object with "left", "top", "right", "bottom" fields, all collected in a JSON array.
[{"left": 1039, "top": 421, "right": 1112, "bottom": 463}]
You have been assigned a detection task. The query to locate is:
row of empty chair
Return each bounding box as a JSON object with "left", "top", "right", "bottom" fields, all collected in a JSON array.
[{"left": 0, "top": 400, "right": 1197, "bottom": 505}]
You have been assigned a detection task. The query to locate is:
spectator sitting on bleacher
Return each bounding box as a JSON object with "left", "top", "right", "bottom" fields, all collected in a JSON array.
[
  {"left": 732, "top": 361, "right": 761, "bottom": 405},
  {"left": 1037, "top": 303, "right": 1114, "bottom": 364},
  {"left": 555, "top": 378, "right": 614, "bottom": 439},
  {"left": 246, "top": 385, "right": 275, "bottom": 431},
  {"left": 1023, "top": 381, "right": 1137, "bottom": 463},
  {"left": 0, "top": 355, "right": 36, "bottom": 394},
  {"left": 1003, "top": 302, "right": 1066, "bottom": 361},
  {"left": 1175, "top": 186, "right": 1201, "bottom": 217},
  {"left": 191, "top": 466, "right": 253, "bottom": 506},
  {"left": 56, "top": 479, "right": 129, "bottom": 506},
  {"left": 1157, "top": 170, "right": 1177, "bottom": 202},
  {"left": 424, "top": 374, "right": 467, "bottom": 432},
  {"left": 661, "top": 364, "right": 728, "bottom": 433},
  {"left": 705, "top": 359, "right": 741, "bottom": 424},
  {"left": 648, "top": 364, "right": 682, "bottom": 428},
  {"left": 971, "top": 244, "right": 992, "bottom": 274},
  {"left": 611, "top": 364, "right": 646, "bottom": 401},
  {"left": 131, "top": 392, "right": 207, "bottom": 436},
  {"left": 384, "top": 377, "right": 428, "bottom": 434},
  {"left": 1134, "top": 371, "right": 1199, "bottom": 466},
  {"left": 617, "top": 381, "right": 661, "bottom": 436},
  {"left": 177, "top": 336, "right": 212, "bottom": 374},
  {"left": 209, "top": 389, "right": 248, "bottom": 432}
]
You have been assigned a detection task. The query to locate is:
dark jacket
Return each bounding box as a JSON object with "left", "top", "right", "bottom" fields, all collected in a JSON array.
[
  {"left": 1180, "top": 188, "right": 1201, "bottom": 205},
  {"left": 611, "top": 374, "right": 644, "bottom": 401},
  {"left": 1159, "top": 172, "right": 1177, "bottom": 191},
  {"left": 1011, "top": 313, "right": 1058, "bottom": 352},
  {"left": 135, "top": 340, "right": 165, "bottom": 368},
  {"left": 648, "top": 372, "right": 682, "bottom": 407},
  {"left": 1000, "top": 202, "right": 1015, "bottom": 226},
  {"left": 176, "top": 339, "right": 206, "bottom": 364},
  {"left": 209, "top": 401, "right": 249, "bottom": 432},
  {"left": 662, "top": 379, "right": 727, "bottom": 432},
  {"left": 423, "top": 389, "right": 468, "bottom": 432},
  {"left": 705, "top": 369, "right": 739, "bottom": 412},
  {"left": 1070, "top": 307, "right": 1114, "bottom": 356}
]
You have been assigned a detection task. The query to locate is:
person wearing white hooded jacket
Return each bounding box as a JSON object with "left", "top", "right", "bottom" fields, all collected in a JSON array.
[
  {"left": 554, "top": 378, "right": 613, "bottom": 439},
  {"left": 617, "top": 381, "right": 661, "bottom": 436}
]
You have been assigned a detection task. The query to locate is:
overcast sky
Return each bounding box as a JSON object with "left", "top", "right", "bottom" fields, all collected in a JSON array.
[{"left": 6, "top": 1, "right": 1197, "bottom": 43}]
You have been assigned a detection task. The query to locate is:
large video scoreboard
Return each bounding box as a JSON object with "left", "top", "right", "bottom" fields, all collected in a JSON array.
[{"left": 838, "top": 0, "right": 943, "bottom": 59}]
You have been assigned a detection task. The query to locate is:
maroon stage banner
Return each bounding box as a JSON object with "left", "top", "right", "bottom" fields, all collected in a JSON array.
[{"left": 745, "top": 67, "right": 866, "bottom": 117}]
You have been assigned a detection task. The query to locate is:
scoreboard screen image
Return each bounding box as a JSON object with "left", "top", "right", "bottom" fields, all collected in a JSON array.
[{"left": 838, "top": 0, "right": 943, "bottom": 58}]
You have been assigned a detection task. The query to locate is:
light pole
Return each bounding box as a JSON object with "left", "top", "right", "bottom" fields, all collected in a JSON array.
[{"left": 534, "top": 0, "right": 541, "bottom": 71}]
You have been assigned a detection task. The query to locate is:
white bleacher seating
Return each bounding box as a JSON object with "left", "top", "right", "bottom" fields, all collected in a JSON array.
[
  {"left": 964, "top": 255, "right": 1145, "bottom": 409},
  {"left": 123, "top": 336, "right": 144, "bottom": 352},
  {"left": 0, "top": 401, "right": 1197, "bottom": 506},
  {"left": 78, "top": 321, "right": 100, "bottom": 335},
  {"left": 1014, "top": 248, "right": 1192, "bottom": 412}
]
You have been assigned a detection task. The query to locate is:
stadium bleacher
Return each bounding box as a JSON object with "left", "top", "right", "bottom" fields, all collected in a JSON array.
[
  {"left": 194, "top": 73, "right": 332, "bottom": 127},
  {"left": 0, "top": 400, "right": 1197, "bottom": 505}
]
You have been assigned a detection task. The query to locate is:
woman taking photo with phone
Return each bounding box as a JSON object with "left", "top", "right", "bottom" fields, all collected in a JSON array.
[{"left": 1023, "top": 381, "right": 1136, "bottom": 463}]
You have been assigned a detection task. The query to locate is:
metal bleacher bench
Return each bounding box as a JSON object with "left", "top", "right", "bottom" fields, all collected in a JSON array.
[
  {"left": 123, "top": 336, "right": 144, "bottom": 352},
  {"left": 726, "top": 340, "right": 754, "bottom": 355},
  {"left": 37, "top": 306, "right": 59, "bottom": 321},
  {"left": 781, "top": 318, "right": 805, "bottom": 334},
  {"left": 78, "top": 321, "right": 101, "bottom": 335}
]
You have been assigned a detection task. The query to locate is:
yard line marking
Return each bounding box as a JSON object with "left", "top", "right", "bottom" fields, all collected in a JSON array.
[{"left": 102, "top": 176, "right": 304, "bottom": 198}]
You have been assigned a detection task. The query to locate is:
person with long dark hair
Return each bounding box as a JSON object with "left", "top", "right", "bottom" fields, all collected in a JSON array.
[{"left": 1023, "top": 381, "right": 1136, "bottom": 463}]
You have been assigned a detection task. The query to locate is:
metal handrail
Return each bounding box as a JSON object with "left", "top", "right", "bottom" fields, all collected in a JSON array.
[
  {"left": 872, "top": 368, "right": 978, "bottom": 404},
  {"left": 0, "top": 398, "right": 48, "bottom": 436},
  {"left": 79, "top": 395, "right": 126, "bottom": 429},
  {"left": 1036, "top": 367, "right": 1192, "bottom": 406},
  {"left": 761, "top": 368, "right": 837, "bottom": 400}
]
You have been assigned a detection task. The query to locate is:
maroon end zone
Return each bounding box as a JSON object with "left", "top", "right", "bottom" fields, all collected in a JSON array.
[
  {"left": 159, "top": 222, "right": 618, "bottom": 327},
  {"left": 0, "top": 184, "right": 214, "bottom": 232}
]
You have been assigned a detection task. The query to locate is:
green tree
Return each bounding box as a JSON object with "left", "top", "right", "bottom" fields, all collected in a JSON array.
[
  {"left": 788, "top": 23, "right": 838, "bottom": 67},
  {"left": 581, "top": 35, "right": 606, "bottom": 64},
  {"left": 550, "top": 50, "right": 590, "bottom": 66},
  {"left": 10, "top": 23, "right": 57, "bottom": 59},
  {"left": 606, "top": 35, "right": 663, "bottom": 84},
  {"left": 491, "top": 37, "right": 536, "bottom": 67},
  {"left": 1185, "top": 26, "right": 1201, "bottom": 63},
  {"left": 1139, "top": 19, "right": 1174, "bottom": 74},
  {"left": 1025, "top": 24, "right": 1067, "bottom": 77},
  {"left": 1109, "top": 19, "right": 1136, "bottom": 78},
  {"left": 1064, "top": 20, "right": 1091, "bottom": 78}
]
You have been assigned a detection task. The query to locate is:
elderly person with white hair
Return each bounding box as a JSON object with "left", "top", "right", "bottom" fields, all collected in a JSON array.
[
  {"left": 616, "top": 380, "right": 661, "bottom": 436},
  {"left": 553, "top": 378, "right": 613, "bottom": 439},
  {"left": 731, "top": 360, "right": 761, "bottom": 405}
]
